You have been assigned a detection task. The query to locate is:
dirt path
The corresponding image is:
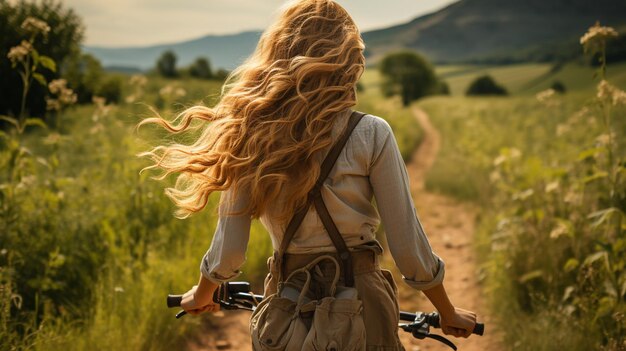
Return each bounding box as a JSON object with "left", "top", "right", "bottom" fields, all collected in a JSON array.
[
  {"left": 389, "top": 107, "right": 502, "bottom": 351},
  {"left": 188, "top": 107, "right": 502, "bottom": 351}
]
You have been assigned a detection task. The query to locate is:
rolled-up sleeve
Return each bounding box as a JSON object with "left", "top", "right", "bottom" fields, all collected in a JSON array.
[
  {"left": 368, "top": 117, "right": 445, "bottom": 291},
  {"left": 200, "top": 187, "right": 252, "bottom": 285}
]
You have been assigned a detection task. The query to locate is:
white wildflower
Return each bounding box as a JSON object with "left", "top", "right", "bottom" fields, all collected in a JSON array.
[
  {"left": 129, "top": 74, "right": 147, "bottom": 87},
  {"left": 545, "top": 181, "right": 560, "bottom": 193},
  {"left": 580, "top": 22, "right": 618, "bottom": 53},
  {"left": 175, "top": 87, "right": 186, "bottom": 97},
  {"left": 47, "top": 79, "right": 77, "bottom": 111},
  {"left": 159, "top": 85, "right": 173, "bottom": 98},
  {"left": 7, "top": 40, "right": 33, "bottom": 63},
  {"left": 536, "top": 89, "right": 556, "bottom": 103},
  {"left": 21, "top": 17, "right": 51, "bottom": 37},
  {"left": 597, "top": 80, "right": 626, "bottom": 106},
  {"left": 48, "top": 79, "right": 68, "bottom": 95},
  {"left": 45, "top": 97, "right": 61, "bottom": 111}
]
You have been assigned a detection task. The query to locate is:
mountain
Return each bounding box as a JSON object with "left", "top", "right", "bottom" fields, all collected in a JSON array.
[
  {"left": 83, "top": 0, "right": 626, "bottom": 71},
  {"left": 83, "top": 31, "right": 262, "bottom": 72},
  {"left": 362, "top": 0, "right": 626, "bottom": 64}
]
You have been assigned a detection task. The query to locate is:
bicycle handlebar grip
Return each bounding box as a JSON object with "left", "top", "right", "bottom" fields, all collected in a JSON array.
[
  {"left": 167, "top": 294, "right": 183, "bottom": 308},
  {"left": 473, "top": 323, "right": 484, "bottom": 336},
  {"left": 428, "top": 313, "right": 484, "bottom": 335}
]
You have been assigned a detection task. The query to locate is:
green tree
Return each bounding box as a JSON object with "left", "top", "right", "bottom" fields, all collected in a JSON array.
[
  {"left": 379, "top": 51, "right": 438, "bottom": 106},
  {"left": 465, "top": 75, "right": 508, "bottom": 96},
  {"left": 0, "top": 0, "right": 84, "bottom": 119},
  {"left": 551, "top": 80, "right": 566, "bottom": 94},
  {"left": 189, "top": 57, "right": 213, "bottom": 79},
  {"left": 156, "top": 50, "right": 178, "bottom": 78},
  {"left": 62, "top": 53, "right": 104, "bottom": 103}
]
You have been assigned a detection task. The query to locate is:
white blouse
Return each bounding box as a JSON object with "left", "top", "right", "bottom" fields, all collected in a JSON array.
[{"left": 200, "top": 108, "right": 445, "bottom": 291}]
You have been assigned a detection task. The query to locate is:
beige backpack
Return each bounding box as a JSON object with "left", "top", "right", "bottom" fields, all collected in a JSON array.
[{"left": 250, "top": 255, "right": 365, "bottom": 351}]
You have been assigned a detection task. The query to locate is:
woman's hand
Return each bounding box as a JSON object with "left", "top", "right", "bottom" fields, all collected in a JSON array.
[
  {"left": 180, "top": 275, "right": 221, "bottom": 315},
  {"left": 439, "top": 307, "right": 477, "bottom": 338}
]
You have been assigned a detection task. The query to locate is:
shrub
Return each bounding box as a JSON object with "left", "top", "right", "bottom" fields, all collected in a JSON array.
[
  {"left": 189, "top": 57, "right": 213, "bottom": 79},
  {"left": 465, "top": 75, "right": 508, "bottom": 96},
  {"left": 96, "top": 75, "right": 124, "bottom": 104},
  {"left": 551, "top": 81, "right": 566, "bottom": 94}
]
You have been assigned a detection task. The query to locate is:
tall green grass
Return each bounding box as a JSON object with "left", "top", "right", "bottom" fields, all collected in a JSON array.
[
  {"left": 0, "top": 67, "right": 422, "bottom": 350},
  {"left": 419, "top": 80, "right": 626, "bottom": 349}
]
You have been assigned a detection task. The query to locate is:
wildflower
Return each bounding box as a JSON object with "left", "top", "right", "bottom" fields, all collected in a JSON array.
[
  {"left": 92, "top": 96, "right": 106, "bottom": 109},
  {"left": 7, "top": 40, "right": 33, "bottom": 64},
  {"left": 45, "top": 97, "right": 61, "bottom": 111},
  {"left": 129, "top": 74, "right": 148, "bottom": 87},
  {"left": 549, "top": 222, "right": 568, "bottom": 239},
  {"left": 175, "top": 87, "right": 186, "bottom": 97},
  {"left": 536, "top": 89, "right": 556, "bottom": 103},
  {"left": 580, "top": 22, "right": 618, "bottom": 54},
  {"left": 92, "top": 95, "right": 112, "bottom": 122},
  {"left": 545, "top": 181, "right": 560, "bottom": 193},
  {"left": 597, "top": 80, "right": 626, "bottom": 106},
  {"left": 48, "top": 79, "right": 68, "bottom": 95},
  {"left": 46, "top": 79, "right": 77, "bottom": 111},
  {"left": 21, "top": 17, "right": 51, "bottom": 38},
  {"left": 556, "top": 123, "right": 569, "bottom": 136},
  {"left": 159, "top": 85, "right": 173, "bottom": 98}
]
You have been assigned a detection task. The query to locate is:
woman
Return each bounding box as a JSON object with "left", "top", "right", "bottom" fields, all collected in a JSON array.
[{"left": 140, "top": 0, "right": 476, "bottom": 348}]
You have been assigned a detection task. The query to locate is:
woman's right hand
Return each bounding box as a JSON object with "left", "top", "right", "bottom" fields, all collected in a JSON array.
[{"left": 439, "top": 307, "right": 477, "bottom": 338}]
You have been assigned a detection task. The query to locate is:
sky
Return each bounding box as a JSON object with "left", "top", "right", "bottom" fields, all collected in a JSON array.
[{"left": 46, "top": 0, "right": 458, "bottom": 47}]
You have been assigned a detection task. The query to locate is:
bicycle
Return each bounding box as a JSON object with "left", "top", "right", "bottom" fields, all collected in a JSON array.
[{"left": 168, "top": 281, "right": 484, "bottom": 350}]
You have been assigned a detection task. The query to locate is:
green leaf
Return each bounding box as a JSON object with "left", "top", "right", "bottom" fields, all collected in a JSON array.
[
  {"left": 562, "top": 286, "right": 575, "bottom": 302},
  {"left": 32, "top": 72, "right": 47, "bottom": 87},
  {"left": 583, "top": 251, "right": 608, "bottom": 266},
  {"left": 588, "top": 207, "right": 623, "bottom": 228},
  {"left": 0, "top": 115, "right": 19, "bottom": 129},
  {"left": 24, "top": 118, "right": 48, "bottom": 131},
  {"left": 594, "top": 296, "right": 615, "bottom": 320},
  {"left": 31, "top": 48, "right": 40, "bottom": 64},
  {"left": 582, "top": 171, "right": 608, "bottom": 183},
  {"left": 38, "top": 56, "right": 57, "bottom": 73},
  {"left": 577, "top": 147, "right": 603, "bottom": 161},
  {"left": 519, "top": 270, "right": 543, "bottom": 283},
  {"left": 564, "top": 258, "right": 579, "bottom": 272}
]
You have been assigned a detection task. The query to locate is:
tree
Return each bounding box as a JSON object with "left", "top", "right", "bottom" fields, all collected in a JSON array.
[
  {"left": 62, "top": 53, "right": 104, "bottom": 103},
  {"left": 551, "top": 81, "right": 566, "bottom": 94},
  {"left": 156, "top": 50, "right": 178, "bottom": 78},
  {"left": 379, "top": 51, "right": 438, "bottom": 106},
  {"left": 466, "top": 75, "right": 508, "bottom": 96},
  {"left": 189, "top": 57, "right": 213, "bottom": 79},
  {"left": 0, "top": 0, "right": 85, "bottom": 119}
]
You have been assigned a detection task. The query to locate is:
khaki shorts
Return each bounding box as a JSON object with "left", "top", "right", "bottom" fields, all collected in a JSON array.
[{"left": 262, "top": 243, "right": 406, "bottom": 351}]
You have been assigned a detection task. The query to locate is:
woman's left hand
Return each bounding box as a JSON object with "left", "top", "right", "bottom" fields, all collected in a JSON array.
[{"left": 180, "top": 276, "right": 221, "bottom": 315}]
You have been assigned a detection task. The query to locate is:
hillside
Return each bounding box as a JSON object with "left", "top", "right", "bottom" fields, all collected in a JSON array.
[
  {"left": 83, "top": 0, "right": 626, "bottom": 71},
  {"left": 363, "top": 0, "right": 626, "bottom": 64},
  {"left": 83, "top": 31, "right": 262, "bottom": 71}
]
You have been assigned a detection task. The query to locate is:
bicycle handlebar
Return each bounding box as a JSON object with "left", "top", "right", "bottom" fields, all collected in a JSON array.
[{"left": 166, "top": 281, "right": 485, "bottom": 337}]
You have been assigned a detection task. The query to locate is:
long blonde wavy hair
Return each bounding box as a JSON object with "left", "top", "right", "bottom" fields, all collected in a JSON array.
[{"left": 138, "top": 0, "right": 365, "bottom": 224}]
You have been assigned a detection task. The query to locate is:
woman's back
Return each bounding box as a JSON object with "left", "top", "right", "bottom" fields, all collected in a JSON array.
[{"left": 202, "top": 108, "right": 444, "bottom": 293}]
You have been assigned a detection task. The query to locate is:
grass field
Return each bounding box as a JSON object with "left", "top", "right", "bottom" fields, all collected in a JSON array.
[
  {"left": 3, "top": 47, "right": 626, "bottom": 350},
  {"left": 435, "top": 62, "right": 626, "bottom": 96}
]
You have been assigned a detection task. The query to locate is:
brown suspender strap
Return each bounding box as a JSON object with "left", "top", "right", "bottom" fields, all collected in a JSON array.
[{"left": 276, "top": 110, "right": 366, "bottom": 287}]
